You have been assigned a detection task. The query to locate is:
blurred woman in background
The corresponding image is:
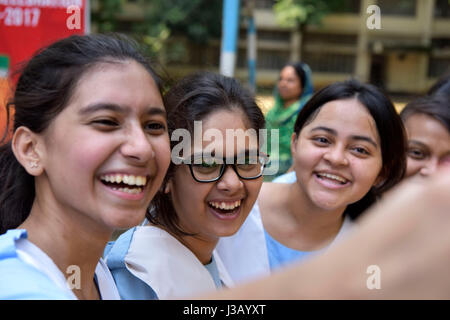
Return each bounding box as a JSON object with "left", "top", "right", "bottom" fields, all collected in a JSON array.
[{"left": 265, "top": 62, "right": 314, "bottom": 179}]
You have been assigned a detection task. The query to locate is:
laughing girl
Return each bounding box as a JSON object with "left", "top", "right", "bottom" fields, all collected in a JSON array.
[
  {"left": 217, "top": 80, "right": 407, "bottom": 282},
  {"left": 105, "top": 72, "right": 267, "bottom": 299},
  {"left": 0, "top": 34, "right": 171, "bottom": 299}
]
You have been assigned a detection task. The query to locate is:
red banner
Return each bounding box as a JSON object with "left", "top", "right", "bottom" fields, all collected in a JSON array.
[{"left": 0, "top": 0, "right": 88, "bottom": 78}]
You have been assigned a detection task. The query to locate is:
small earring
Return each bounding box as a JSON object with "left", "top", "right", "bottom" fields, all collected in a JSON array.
[{"left": 30, "top": 160, "right": 39, "bottom": 169}]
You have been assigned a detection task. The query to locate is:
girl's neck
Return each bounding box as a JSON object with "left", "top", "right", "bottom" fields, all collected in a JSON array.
[
  {"left": 288, "top": 182, "right": 345, "bottom": 225},
  {"left": 281, "top": 182, "right": 346, "bottom": 249},
  {"left": 175, "top": 233, "right": 218, "bottom": 265},
  {"left": 289, "top": 182, "right": 345, "bottom": 223},
  {"left": 19, "top": 200, "right": 111, "bottom": 300}
]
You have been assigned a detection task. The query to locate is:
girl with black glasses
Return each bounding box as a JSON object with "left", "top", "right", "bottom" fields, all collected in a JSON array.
[{"left": 105, "top": 72, "right": 268, "bottom": 299}]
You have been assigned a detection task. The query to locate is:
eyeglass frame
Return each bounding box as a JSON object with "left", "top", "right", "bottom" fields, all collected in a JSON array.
[{"left": 174, "top": 152, "right": 270, "bottom": 183}]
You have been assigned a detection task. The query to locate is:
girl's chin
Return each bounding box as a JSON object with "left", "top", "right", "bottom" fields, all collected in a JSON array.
[
  {"left": 105, "top": 212, "right": 146, "bottom": 230},
  {"left": 212, "top": 225, "right": 243, "bottom": 238},
  {"left": 310, "top": 196, "right": 347, "bottom": 211}
]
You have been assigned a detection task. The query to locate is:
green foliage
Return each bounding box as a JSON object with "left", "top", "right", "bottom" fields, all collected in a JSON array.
[
  {"left": 91, "top": 0, "right": 222, "bottom": 60},
  {"left": 141, "top": 0, "right": 221, "bottom": 41},
  {"left": 273, "top": 0, "right": 350, "bottom": 28},
  {"left": 91, "top": 0, "right": 124, "bottom": 32}
]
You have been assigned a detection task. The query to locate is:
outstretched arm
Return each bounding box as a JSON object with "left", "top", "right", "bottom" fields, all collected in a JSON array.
[{"left": 201, "top": 167, "right": 450, "bottom": 299}]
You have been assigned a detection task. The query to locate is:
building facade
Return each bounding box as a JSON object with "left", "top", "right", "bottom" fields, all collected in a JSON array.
[
  {"left": 237, "top": 0, "right": 450, "bottom": 93},
  {"left": 94, "top": 0, "right": 450, "bottom": 94}
]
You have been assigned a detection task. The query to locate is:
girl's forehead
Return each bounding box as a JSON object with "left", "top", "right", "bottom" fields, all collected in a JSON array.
[
  {"left": 202, "top": 108, "right": 250, "bottom": 130},
  {"left": 405, "top": 113, "right": 447, "bottom": 130},
  {"left": 68, "top": 61, "right": 163, "bottom": 112},
  {"left": 304, "top": 99, "right": 380, "bottom": 141},
  {"left": 312, "top": 99, "right": 371, "bottom": 122},
  {"left": 188, "top": 109, "right": 259, "bottom": 155},
  {"left": 405, "top": 113, "right": 450, "bottom": 141}
]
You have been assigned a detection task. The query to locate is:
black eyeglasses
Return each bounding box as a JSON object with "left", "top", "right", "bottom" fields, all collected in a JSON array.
[{"left": 175, "top": 152, "right": 270, "bottom": 183}]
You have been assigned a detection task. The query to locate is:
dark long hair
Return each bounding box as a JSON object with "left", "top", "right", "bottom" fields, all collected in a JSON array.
[
  {"left": 0, "top": 33, "right": 163, "bottom": 234},
  {"left": 148, "top": 72, "right": 265, "bottom": 236},
  {"left": 293, "top": 79, "right": 407, "bottom": 220}
]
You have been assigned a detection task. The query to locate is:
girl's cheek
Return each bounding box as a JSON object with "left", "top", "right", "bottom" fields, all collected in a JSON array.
[
  {"left": 158, "top": 143, "right": 172, "bottom": 169},
  {"left": 440, "top": 156, "right": 450, "bottom": 168},
  {"left": 72, "top": 144, "right": 111, "bottom": 171}
]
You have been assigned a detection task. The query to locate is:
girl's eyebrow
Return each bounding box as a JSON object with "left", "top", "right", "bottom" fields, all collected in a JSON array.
[
  {"left": 310, "top": 126, "right": 336, "bottom": 135},
  {"left": 79, "top": 103, "right": 167, "bottom": 118},
  {"left": 310, "top": 126, "right": 378, "bottom": 148},
  {"left": 351, "top": 135, "right": 378, "bottom": 148},
  {"left": 79, "top": 103, "right": 124, "bottom": 115},
  {"left": 409, "top": 140, "right": 429, "bottom": 150}
]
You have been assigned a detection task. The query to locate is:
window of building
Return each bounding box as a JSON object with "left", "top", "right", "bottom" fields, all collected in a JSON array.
[
  {"left": 377, "top": 0, "right": 416, "bottom": 16},
  {"left": 434, "top": 0, "right": 450, "bottom": 18},
  {"left": 304, "top": 33, "right": 358, "bottom": 46},
  {"left": 303, "top": 52, "right": 356, "bottom": 74},
  {"left": 256, "top": 30, "right": 291, "bottom": 42},
  {"left": 238, "top": 49, "right": 290, "bottom": 70},
  {"left": 428, "top": 57, "right": 450, "bottom": 78},
  {"left": 254, "top": 0, "right": 276, "bottom": 9},
  {"left": 331, "top": 0, "right": 361, "bottom": 14},
  {"left": 432, "top": 38, "right": 450, "bottom": 50},
  {"left": 176, "top": 43, "right": 220, "bottom": 67}
]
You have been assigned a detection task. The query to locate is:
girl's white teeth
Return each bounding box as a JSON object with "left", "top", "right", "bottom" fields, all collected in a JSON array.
[
  {"left": 100, "top": 174, "right": 147, "bottom": 186},
  {"left": 317, "top": 173, "right": 347, "bottom": 183},
  {"left": 209, "top": 200, "right": 241, "bottom": 210},
  {"left": 111, "top": 187, "right": 142, "bottom": 194}
]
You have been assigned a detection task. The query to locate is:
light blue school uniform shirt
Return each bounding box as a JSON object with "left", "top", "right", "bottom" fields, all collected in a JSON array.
[
  {"left": 105, "top": 226, "right": 227, "bottom": 300},
  {"left": 0, "top": 229, "right": 120, "bottom": 300},
  {"left": 0, "top": 229, "right": 75, "bottom": 300},
  {"left": 264, "top": 229, "right": 318, "bottom": 269},
  {"left": 268, "top": 170, "right": 352, "bottom": 268},
  {"left": 104, "top": 227, "right": 159, "bottom": 300},
  {"left": 270, "top": 171, "right": 314, "bottom": 268}
]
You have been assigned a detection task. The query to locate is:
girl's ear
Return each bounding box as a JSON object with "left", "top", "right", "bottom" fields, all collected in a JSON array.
[
  {"left": 290, "top": 132, "right": 298, "bottom": 156},
  {"left": 11, "top": 126, "right": 45, "bottom": 176},
  {"left": 164, "top": 180, "right": 171, "bottom": 194},
  {"left": 373, "top": 170, "right": 386, "bottom": 189}
]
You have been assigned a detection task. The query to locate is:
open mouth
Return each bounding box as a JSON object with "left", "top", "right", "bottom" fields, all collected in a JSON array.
[
  {"left": 207, "top": 200, "right": 242, "bottom": 215},
  {"left": 315, "top": 172, "right": 349, "bottom": 185},
  {"left": 100, "top": 174, "right": 148, "bottom": 194}
]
